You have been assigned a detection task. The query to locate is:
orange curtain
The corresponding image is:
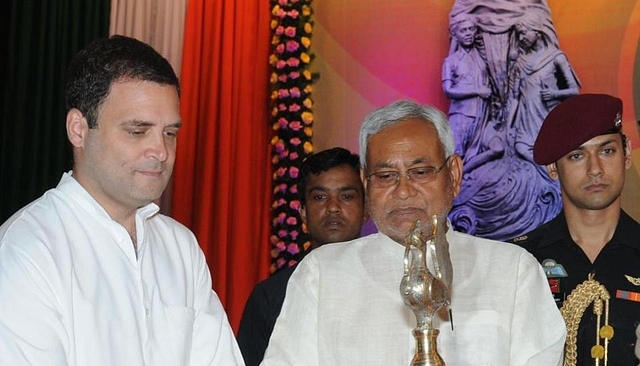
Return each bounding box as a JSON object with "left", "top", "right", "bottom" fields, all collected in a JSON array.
[{"left": 172, "top": 0, "right": 272, "bottom": 331}]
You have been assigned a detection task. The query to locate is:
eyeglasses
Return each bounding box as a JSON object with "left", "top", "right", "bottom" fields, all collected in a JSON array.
[{"left": 366, "top": 156, "right": 451, "bottom": 188}]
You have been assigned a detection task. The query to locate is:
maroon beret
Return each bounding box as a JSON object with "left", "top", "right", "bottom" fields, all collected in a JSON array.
[{"left": 533, "top": 94, "right": 623, "bottom": 165}]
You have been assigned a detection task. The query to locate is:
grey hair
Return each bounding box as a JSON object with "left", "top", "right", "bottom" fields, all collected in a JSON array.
[{"left": 358, "top": 100, "right": 455, "bottom": 169}]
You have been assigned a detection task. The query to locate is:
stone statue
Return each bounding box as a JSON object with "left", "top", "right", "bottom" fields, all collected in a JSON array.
[
  {"left": 441, "top": 14, "right": 492, "bottom": 159},
  {"left": 443, "top": 0, "right": 578, "bottom": 241},
  {"left": 509, "top": 13, "right": 580, "bottom": 163}
]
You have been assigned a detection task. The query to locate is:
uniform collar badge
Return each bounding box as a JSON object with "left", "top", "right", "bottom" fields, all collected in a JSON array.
[
  {"left": 542, "top": 259, "right": 568, "bottom": 278},
  {"left": 624, "top": 274, "right": 640, "bottom": 286}
]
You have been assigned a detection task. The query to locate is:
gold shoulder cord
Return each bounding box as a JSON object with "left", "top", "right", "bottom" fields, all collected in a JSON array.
[{"left": 560, "top": 273, "right": 614, "bottom": 366}]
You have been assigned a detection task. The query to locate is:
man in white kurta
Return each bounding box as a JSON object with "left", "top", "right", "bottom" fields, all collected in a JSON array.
[
  {"left": 262, "top": 100, "right": 564, "bottom": 365},
  {"left": 0, "top": 173, "right": 243, "bottom": 365},
  {"left": 263, "top": 230, "right": 564, "bottom": 365},
  {"left": 0, "top": 36, "right": 244, "bottom": 365}
]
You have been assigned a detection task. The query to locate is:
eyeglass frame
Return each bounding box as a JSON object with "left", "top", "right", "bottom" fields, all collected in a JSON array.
[{"left": 365, "top": 156, "right": 452, "bottom": 188}]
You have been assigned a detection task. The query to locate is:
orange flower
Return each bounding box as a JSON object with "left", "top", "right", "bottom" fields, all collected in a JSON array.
[
  {"left": 270, "top": 19, "right": 278, "bottom": 29},
  {"left": 271, "top": 5, "right": 281, "bottom": 16},
  {"left": 304, "top": 127, "right": 313, "bottom": 137},
  {"left": 269, "top": 54, "right": 278, "bottom": 65},
  {"left": 270, "top": 72, "right": 278, "bottom": 84},
  {"left": 303, "top": 98, "right": 313, "bottom": 108},
  {"left": 304, "top": 85, "right": 313, "bottom": 94},
  {"left": 303, "top": 70, "right": 312, "bottom": 80},
  {"left": 300, "top": 52, "right": 311, "bottom": 63},
  {"left": 301, "top": 36, "right": 311, "bottom": 48},
  {"left": 301, "top": 111, "right": 314, "bottom": 124},
  {"left": 303, "top": 141, "right": 313, "bottom": 154},
  {"left": 304, "top": 22, "right": 312, "bottom": 33},
  {"left": 302, "top": 5, "right": 311, "bottom": 16}
]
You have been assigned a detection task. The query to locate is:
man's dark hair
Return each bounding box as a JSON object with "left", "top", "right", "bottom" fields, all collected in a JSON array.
[
  {"left": 65, "top": 35, "right": 180, "bottom": 128},
  {"left": 298, "top": 147, "right": 361, "bottom": 205}
]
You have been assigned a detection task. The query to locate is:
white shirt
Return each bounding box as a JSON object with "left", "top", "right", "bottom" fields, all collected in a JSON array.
[
  {"left": 0, "top": 172, "right": 244, "bottom": 366},
  {"left": 262, "top": 230, "right": 565, "bottom": 366},
  {"left": 636, "top": 323, "right": 640, "bottom": 365}
]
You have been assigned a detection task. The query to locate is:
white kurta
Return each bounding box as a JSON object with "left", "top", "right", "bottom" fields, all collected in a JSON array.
[
  {"left": 0, "top": 173, "right": 244, "bottom": 366},
  {"left": 263, "top": 231, "right": 565, "bottom": 366}
]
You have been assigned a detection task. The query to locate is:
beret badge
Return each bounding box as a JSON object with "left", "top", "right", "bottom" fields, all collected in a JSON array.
[{"left": 614, "top": 112, "right": 622, "bottom": 128}]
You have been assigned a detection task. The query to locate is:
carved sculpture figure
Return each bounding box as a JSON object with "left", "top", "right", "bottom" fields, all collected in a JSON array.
[
  {"left": 444, "top": 0, "right": 579, "bottom": 241},
  {"left": 442, "top": 14, "right": 492, "bottom": 159},
  {"left": 509, "top": 13, "right": 580, "bottom": 163}
]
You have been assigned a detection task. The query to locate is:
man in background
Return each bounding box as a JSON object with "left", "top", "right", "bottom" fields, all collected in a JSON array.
[
  {"left": 513, "top": 93, "right": 640, "bottom": 365},
  {"left": 237, "top": 147, "right": 367, "bottom": 366},
  {"left": 0, "top": 35, "right": 243, "bottom": 365},
  {"left": 262, "top": 100, "right": 564, "bottom": 365}
]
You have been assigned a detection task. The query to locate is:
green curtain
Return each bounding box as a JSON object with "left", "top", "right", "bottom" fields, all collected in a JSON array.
[{"left": 0, "top": 0, "right": 110, "bottom": 222}]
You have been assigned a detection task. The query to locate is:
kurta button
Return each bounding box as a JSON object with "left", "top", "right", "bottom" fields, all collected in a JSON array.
[{"left": 145, "top": 308, "right": 150, "bottom": 316}]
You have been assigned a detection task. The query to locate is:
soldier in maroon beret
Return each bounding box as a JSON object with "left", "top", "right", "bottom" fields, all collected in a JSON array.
[{"left": 511, "top": 93, "right": 640, "bottom": 365}]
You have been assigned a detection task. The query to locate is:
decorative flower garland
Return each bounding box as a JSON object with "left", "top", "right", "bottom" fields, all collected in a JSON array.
[{"left": 268, "top": 0, "right": 318, "bottom": 274}]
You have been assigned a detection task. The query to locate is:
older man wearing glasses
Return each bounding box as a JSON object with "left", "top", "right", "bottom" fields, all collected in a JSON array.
[{"left": 262, "top": 100, "right": 565, "bottom": 366}]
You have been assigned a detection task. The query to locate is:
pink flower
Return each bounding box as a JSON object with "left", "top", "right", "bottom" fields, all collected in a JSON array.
[
  {"left": 289, "top": 121, "right": 302, "bottom": 131},
  {"left": 286, "top": 57, "right": 300, "bottom": 67},
  {"left": 289, "top": 87, "right": 301, "bottom": 98},
  {"left": 290, "top": 137, "right": 301, "bottom": 146},
  {"left": 276, "top": 60, "right": 287, "bottom": 69},
  {"left": 289, "top": 166, "right": 299, "bottom": 178},
  {"left": 289, "top": 200, "right": 301, "bottom": 210},
  {"left": 275, "top": 43, "right": 285, "bottom": 54},
  {"left": 289, "top": 71, "right": 300, "bottom": 79},
  {"left": 288, "top": 259, "right": 298, "bottom": 267},
  {"left": 278, "top": 198, "right": 287, "bottom": 207},
  {"left": 278, "top": 0, "right": 288, "bottom": 5},
  {"left": 289, "top": 152, "right": 299, "bottom": 161},
  {"left": 286, "top": 40, "right": 299, "bottom": 52},
  {"left": 278, "top": 229, "right": 288, "bottom": 238},
  {"left": 277, "top": 167, "right": 287, "bottom": 177},
  {"left": 276, "top": 258, "right": 286, "bottom": 267},
  {"left": 288, "top": 103, "right": 301, "bottom": 112},
  {"left": 278, "top": 103, "right": 287, "bottom": 111},
  {"left": 289, "top": 184, "right": 298, "bottom": 194},
  {"left": 286, "top": 216, "right": 298, "bottom": 225},
  {"left": 278, "top": 89, "right": 290, "bottom": 98},
  {"left": 275, "top": 26, "right": 284, "bottom": 35},
  {"left": 284, "top": 26, "right": 296, "bottom": 37},
  {"left": 290, "top": 230, "right": 299, "bottom": 240},
  {"left": 278, "top": 117, "right": 289, "bottom": 129},
  {"left": 288, "top": 9, "right": 299, "bottom": 19},
  {"left": 287, "top": 243, "right": 300, "bottom": 255},
  {"left": 276, "top": 241, "right": 286, "bottom": 251},
  {"left": 278, "top": 74, "right": 288, "bottom": 82},
  {"left": 275, "top": 140, "right": 285, "bottom": 153},
  {"left": 276, "top": 8, "right": 286, "bottom": 19},
  {"left": 278, "top": 183, "right": 288, "bottom": 193},
  {"left": 277, "top": 212, "right": 287, "bottom": 224}
]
